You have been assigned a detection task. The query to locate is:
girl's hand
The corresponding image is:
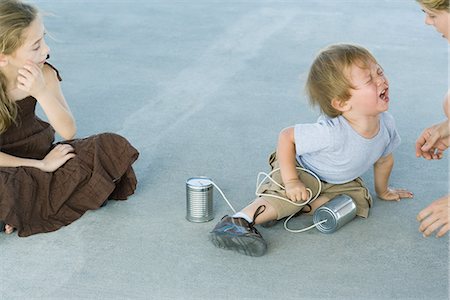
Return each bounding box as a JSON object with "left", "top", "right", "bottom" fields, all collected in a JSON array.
[
  {"left": 16, "top": 61, "right": 46, "bottom": 98},
  {"left": 39, "top": 144, "right": 76, "bottom": 172},
  {"left": 377, "top": 187, "right": 414, "bottom": 201},
  {"left": 285, "top": 179, "right": 309, "bottom": 202}
]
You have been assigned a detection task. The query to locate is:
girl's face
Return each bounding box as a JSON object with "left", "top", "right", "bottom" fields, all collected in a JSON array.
[
  {"left": 7, "top": 16, "right": 50, "bottom": 70},
  {"left": 421, "top": 5, "right": 450, "bottom": 42},
  {"left": 345, "top": 62, "right": 390, "bottom": 117}
]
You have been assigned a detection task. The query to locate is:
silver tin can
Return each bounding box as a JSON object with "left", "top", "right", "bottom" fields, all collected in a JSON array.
[
  {"left": 186, "top": 177, "right": 214, "bottom": 222},
  {"left": 313, "top": 194, "right": 356, "bottom": 233}
]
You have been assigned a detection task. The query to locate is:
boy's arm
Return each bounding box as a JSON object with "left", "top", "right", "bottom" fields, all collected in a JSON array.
[
  {"left": 373, "top": 154, "right": 413, "bottom": 201},
  {"left": 277, "top": 127, "right": 309, "bottom": 202}
]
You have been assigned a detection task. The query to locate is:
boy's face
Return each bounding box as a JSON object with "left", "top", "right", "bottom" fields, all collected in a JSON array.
[
  {"left": 420, "top": 5, "right": 450, "bottom": 42},
  {"left": 345, "top": 62, "right": 389, "bottom": 117},
  {"left": 6, "top": 17, "right": 49, "bottom": 70}
]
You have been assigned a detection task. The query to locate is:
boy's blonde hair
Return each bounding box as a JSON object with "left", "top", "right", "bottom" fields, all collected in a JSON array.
[
  {"left": 306, "top": 44, "right": 377, "bottom": 118},
  {"left": 0, "top": 0, "right": 38, "bottom": 133},
  {"left": 416, "top": 0, "right": 449, "bottom": 11}
]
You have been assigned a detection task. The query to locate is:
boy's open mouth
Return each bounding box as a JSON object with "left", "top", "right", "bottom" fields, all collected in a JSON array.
[{"left": 379, "top": 88, "right": 389, "bottom": 101}]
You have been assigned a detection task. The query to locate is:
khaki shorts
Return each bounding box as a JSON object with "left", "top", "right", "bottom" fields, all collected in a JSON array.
[{"left": 257, "top": 152, "right": 372, "bottom": 219}]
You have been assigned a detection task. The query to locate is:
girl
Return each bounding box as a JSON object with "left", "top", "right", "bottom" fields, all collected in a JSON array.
[{"left": 0, "top": 0, "right": 139, "bottom": 237}]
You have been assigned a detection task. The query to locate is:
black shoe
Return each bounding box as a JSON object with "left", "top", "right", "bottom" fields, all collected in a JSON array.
[
  {"left": 0, "top": 221, "right": 4, "bottom": 233},
  {"left": 209, "top": 205, "right": 267, "bottom": 257}
]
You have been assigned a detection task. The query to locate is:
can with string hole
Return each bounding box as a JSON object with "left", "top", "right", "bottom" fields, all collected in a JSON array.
[
  {"left": 186, "top": 177, "right": 214, "bottom": 222},
  {"left": 313, "top": 194, "right": 357, "bottom": 233}
]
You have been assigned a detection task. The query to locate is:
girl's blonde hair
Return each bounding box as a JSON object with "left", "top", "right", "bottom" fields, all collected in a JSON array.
[
  {"left": 0, "top": 0, "right": 38, "bottom": 133},
  {"left": 305, "top": 44, "right": 377, "bottom": 118},
  {"left": 416, "top": 0, "right": 449, "bottom": 11}
]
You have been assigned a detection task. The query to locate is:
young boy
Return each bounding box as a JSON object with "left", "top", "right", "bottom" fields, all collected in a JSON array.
[{"left": 210, "top": 44, "right": 413, "bottom": 257}]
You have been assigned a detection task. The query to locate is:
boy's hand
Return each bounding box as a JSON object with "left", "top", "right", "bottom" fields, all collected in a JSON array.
[
  {"left": 377, "top": 187, "right": 414, "bottom": 201},
  {"left": 285, "top": 179, "right": 310, "bottom": 202}
]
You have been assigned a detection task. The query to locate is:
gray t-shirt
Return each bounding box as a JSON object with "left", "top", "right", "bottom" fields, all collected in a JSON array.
[{"left": 294, "top": 112, "right": 400, "bottom": 184}]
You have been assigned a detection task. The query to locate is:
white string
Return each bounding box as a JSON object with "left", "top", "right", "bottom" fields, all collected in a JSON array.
[
  {"left": 255, "top": 167, "right": 322, "bottom": 207},
  {"left": 254, "top": 167, "right": 324, "bottom": 232},
  {"left": 207, "top": 166, "right": 328, "bottom": 233},
  {"left": 209, "top": 181, "right": 237, "bottom": 214},
  {"left": 284, "top": 217, "right": 327, "bottom": 233}
]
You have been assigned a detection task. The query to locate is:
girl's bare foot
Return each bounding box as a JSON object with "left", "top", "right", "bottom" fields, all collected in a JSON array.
[{"left": 4, "top": 224, "right": 14, "bottom": 234}]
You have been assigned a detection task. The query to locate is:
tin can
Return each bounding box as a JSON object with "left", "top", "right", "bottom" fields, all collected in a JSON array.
[
  {"left": 186, "top": 177, "right": 214, "bottom": 222},
  {"left": 313, "top": 194, "right": 356, "bottom": 233}
]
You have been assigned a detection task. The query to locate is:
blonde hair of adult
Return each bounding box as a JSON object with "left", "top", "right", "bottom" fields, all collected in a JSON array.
[
  {"left": 305, "top": 44, "right": 378, "bottom": 118},
  {"left": 416, "top": 0, "right": 449, "bottom": 11},
  {"left": 0, "top": 0, "right": 38, "bottom": 133}
]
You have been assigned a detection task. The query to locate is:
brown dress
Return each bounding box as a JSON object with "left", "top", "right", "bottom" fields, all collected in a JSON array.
[{"left": 0, "top": 64, "right": 139, "bottom": 237}]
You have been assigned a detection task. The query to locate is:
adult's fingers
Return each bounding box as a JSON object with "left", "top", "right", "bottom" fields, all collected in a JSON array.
[
  {"left": 422, "top": 218, "right": 443, "bottom": 237},
  {"left": 421, "top": 131, "right": 441, "bottom": 152},
  {"left": 417, "top": 206, "right": 432, "bottom": 222},
  {"left": 415, "top": 133, "right": 427, "bottom": 157},
  {"left": 436, "top": 224, "right": 449, "bottom": 238},
  {"left": 418, "top": 211, "right": 438, "bottom": 231}
]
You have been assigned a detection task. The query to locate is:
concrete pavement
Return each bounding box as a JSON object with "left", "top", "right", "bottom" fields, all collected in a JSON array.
[{"left": 0, "top": 1, "right": 448, "bottom": 299}]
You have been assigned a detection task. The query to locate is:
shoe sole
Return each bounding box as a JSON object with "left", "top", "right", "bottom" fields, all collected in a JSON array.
[{"left": 209, "top": 232, "right": 267, "bottom": 257}]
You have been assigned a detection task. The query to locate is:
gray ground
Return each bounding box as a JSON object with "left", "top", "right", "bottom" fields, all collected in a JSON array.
[{"left": 0, "top": 0, "right": 448, "bottom": 299}]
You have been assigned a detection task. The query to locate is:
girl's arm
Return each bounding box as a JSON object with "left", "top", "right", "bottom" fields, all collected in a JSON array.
[
  {"left": 277, "top": 127, "right": 309, "bottom": 202},
  {"left": 0, "top": 151, "right": 42, "bottom": 168},
  {"left": 17, "top": 62, "right": 76, "bottom": 140},
  {"left": 0, "top": 144, "right": 75, "bottom": 172},
  {"left": 373, "top": 154, "right": 413, "bottom": 201}
]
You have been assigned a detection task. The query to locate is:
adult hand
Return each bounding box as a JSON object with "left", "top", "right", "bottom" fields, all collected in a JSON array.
[
  {"left": 377, "top": 187, "right": 414, "bottom": 201},
  {"left": 16, "top": 61, "right": 46, "bottom": 98},
  {"left": 417, "top": 194, "right": 450, "bottom": 238},
  {"left": 415, "top": 120, "right": 450, "bottom": 160},
  {"left": 39, "top": 144, "right": 76, "bottom": 172},
  {"left": 284, "top": 179, "right": 310, "bottom": 202}
]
